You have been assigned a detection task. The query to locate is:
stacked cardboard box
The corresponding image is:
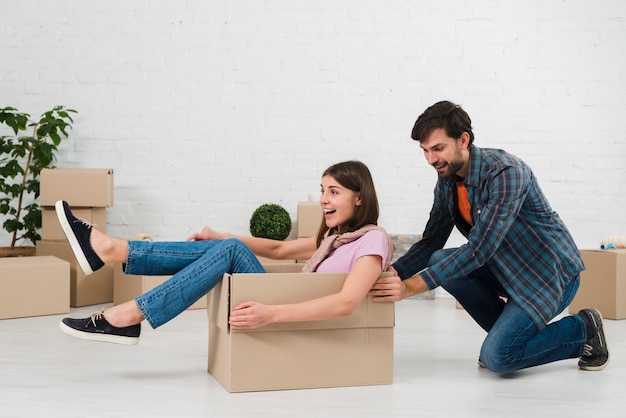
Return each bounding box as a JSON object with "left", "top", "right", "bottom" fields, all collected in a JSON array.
[
  {"left": 0, "top": 256, "right": 70, "bottom": 319},
  {"left": 568, "top": 249, "right": 626, "bottom": 320},
  {"left": 36, "top": 168, "right": 115, "bottom": 307},
  {"left": 207, "top": 263, "right": 395, "bottom": 392},
  {"left": 297, "top": 201, "right": 323, "bottom": 239},
  {"left": 294, "top": 201, "right": 323, "bottom": 263}
]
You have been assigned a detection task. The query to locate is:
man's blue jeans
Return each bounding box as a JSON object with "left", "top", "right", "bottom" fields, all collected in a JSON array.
[
  {"left": 432, "top": 248, "right": 586, "bottom": 373},
  {"left": 125, "top": 239, "right": 265, "bottom": 329}
]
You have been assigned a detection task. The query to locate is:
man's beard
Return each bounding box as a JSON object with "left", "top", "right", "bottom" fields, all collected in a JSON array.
[
  {"left": 436, "top": 146, "right": 464, "bottom": 179},
  {"left": 437, "top": 159, "right": 464, "bottom": 179}
]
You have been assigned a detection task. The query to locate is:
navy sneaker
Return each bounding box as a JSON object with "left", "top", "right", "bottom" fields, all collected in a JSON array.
[
  {"left": 60, "top": 310, "right": 141, "bottom": 345},
  {"left": 578, "top": 309, "right": 609, "bottom": 371},
  {"left": 55, "top": 200, "right": 104, "bottom": 275}
]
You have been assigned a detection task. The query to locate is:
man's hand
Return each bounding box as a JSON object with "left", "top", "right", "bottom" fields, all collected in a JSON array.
[
  {"left": 369, "top": 266, "right": 430, "bottom": 302},
  {"left": 368, "top": 275, "right": 407, "bottom": 302}
]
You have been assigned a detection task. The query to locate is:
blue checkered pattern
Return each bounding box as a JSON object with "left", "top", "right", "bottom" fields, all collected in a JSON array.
[{"left": 393, "top": 146, "right": 585, "bottom": 327}]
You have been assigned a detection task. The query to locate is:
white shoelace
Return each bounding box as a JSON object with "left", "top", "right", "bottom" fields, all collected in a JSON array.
[
  {"left": 89, "top": 310, "right": 106, "bottom": 327},
  {"left": 75, "top": 217, "right": 96, "bottom": 228}
]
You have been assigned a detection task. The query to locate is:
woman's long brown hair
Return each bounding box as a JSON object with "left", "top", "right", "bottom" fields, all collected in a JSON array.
[{"left": 315, "top": 160, "right": 380, "bottom": 247}]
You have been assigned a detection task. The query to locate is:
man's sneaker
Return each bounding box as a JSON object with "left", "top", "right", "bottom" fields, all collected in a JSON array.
[
  {"left": 55, "top": 200, "right": 104, "bottom": 275},
  {"left": 60, "top": 310, "right": 141, "bottom": 345},
  {"left": 578, "top": 309, "right": 610, "bottom": 371}
]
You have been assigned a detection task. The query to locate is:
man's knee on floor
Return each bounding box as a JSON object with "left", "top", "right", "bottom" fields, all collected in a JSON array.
[
  {"left": 480, "top": 344, "right": 522, "bottom": 374},
  {"left": 480, "top": 355, "right": 516, "bottom": 373}
]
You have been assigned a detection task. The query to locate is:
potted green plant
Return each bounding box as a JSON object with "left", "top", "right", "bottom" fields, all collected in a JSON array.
[
  {"left": 0, "top": 105, "right": 77, "bottom": 256},
  {"left": 249, "top": 203, "right": 292, "bottom": 241}
]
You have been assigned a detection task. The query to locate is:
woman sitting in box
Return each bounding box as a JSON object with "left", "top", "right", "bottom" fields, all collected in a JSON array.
[{"left": 56, "top": 160, "right": 394, "bottom": 345}]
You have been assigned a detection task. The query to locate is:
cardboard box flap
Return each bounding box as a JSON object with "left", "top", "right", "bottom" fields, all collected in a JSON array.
[
  {"left": 263, "top": 263, "right": 303, "bottom": 273},
  {"left": 0, "top": 255, "right": 67, "bottom": 268},
  {"left": 209, "top": 271, "right": 394, "bottom": 333},
  {"left": 581, "top": 248, "right": 626, "bottom": 254},
  {"left": 208, "top": 273, "right": 231, "bottom": 333}
]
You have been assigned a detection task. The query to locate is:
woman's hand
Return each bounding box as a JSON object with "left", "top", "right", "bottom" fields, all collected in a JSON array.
[
  {"left": 186, "top": 226, "right": 229, "bottom": 242},
  {"left": 229, "top": 301, "right": 274, "bottom": 330}
]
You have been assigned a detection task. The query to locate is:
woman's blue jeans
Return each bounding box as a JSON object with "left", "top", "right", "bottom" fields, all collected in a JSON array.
[
  {"left": 125, "top": 238, "right": 265, "bottom": 329},
  {"left": 431, "top": 248, "right": 586, "bottom": 373}
]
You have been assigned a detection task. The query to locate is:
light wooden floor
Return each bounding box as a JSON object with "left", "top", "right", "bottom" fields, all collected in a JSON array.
[{"left": 1, "top": 297, "right": 624, "bottom": 418}]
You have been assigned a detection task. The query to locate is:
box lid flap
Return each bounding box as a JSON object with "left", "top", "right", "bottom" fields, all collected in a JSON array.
[
  {"left": 583, "top": 248, "right": 626, "bottom": 254},
  {"left": 208, "top": 273, "right": 231, "bottom": 332},
  {"left": 41, "top": 168, "right": 114, "bottom": 175},
  {"left": 208, "top": 271, "right": 394, "bottom": 333}
]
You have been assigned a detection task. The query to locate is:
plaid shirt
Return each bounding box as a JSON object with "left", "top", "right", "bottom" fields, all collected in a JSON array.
[{"left": 393, "top": 145, "right": 584, "bottom": 327}]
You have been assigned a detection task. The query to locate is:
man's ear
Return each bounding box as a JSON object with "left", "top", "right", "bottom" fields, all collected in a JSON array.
[{"left": 459, "top": 132, "right": 471, "bottom": 149}]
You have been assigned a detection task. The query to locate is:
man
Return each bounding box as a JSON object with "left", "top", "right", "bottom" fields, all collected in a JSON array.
[{"left": 370, "top": 100, "right": 609, "bottom": 373}]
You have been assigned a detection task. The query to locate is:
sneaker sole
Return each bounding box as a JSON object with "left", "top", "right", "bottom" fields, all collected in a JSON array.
[
  {"left": 59, "top": 321, "right": 139, "bottom": 346},
  {"left": 579, "top": 309, "right": 610, "bottom": 371},
  {"left": 55, "top": 200, "right": 94, "bottom": 275},
  {"left": 580, "top": 360, "right": 610, "bottom": 371}
]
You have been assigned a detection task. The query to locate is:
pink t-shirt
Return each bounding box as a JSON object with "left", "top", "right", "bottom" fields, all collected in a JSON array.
[{"left": 314, "top": 229, "right": 390, "bottom": 273}]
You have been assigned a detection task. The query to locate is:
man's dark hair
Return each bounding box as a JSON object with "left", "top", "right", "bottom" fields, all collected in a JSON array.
[{"left": 411, "top": 100, "right": 474, "bottom": 145}]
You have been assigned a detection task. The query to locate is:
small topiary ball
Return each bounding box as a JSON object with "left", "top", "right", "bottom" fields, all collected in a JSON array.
[{"left": 249, "top": 203, "right": 292, "bottom": 241}]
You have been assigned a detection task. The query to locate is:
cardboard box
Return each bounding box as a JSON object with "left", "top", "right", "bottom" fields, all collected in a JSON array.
[
  {"left": 0, "top": 256, "right": 70, "bottom": 319},
  {"left": 41, "top": 207, "right": 106, "bottom": 241},
  {"left": 297, "top": 202, "right": 323, "bottom": 238},
  {"left": 36, "top": 240, "right": 114, "bottom": 307},
  {"left": 113, "top": 262, "right": 206, "bottom": 309},
  {"left": 568, "top": 249, "right": 626, "bottom": 320},
  {"left": 40, "top": 168, "right": 114, "bottom": 207},
  {"left": 256, "top": 256, "right": 297, "bottom": 265},
  {"left": 207, "top": 264, "right": 394, "bottom": 392}
]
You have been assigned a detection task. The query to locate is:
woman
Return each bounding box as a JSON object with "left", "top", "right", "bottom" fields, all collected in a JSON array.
[{"left": 56, "top": 160, "right": 394, "bottom": 345}]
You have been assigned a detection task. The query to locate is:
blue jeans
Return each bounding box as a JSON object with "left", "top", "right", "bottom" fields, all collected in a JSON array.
[
  {"left": 431, "top": 248, "right": 586, "bottom": 373},
  {"left": 125, "top": 239, "right": 265, "bottom": 329}
]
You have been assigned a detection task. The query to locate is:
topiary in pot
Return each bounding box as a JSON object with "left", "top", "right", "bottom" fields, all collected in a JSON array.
[
  {"left": 249, "top": 203, "right": 292, "bottom": 241},
  {"left": 0, "top": 105, "right": 77, "bottom": 253}
]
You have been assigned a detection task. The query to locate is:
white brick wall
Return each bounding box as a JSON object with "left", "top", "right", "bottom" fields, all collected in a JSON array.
[{"left": 1, "top": 0, "right": 625, "bottom": 249}]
